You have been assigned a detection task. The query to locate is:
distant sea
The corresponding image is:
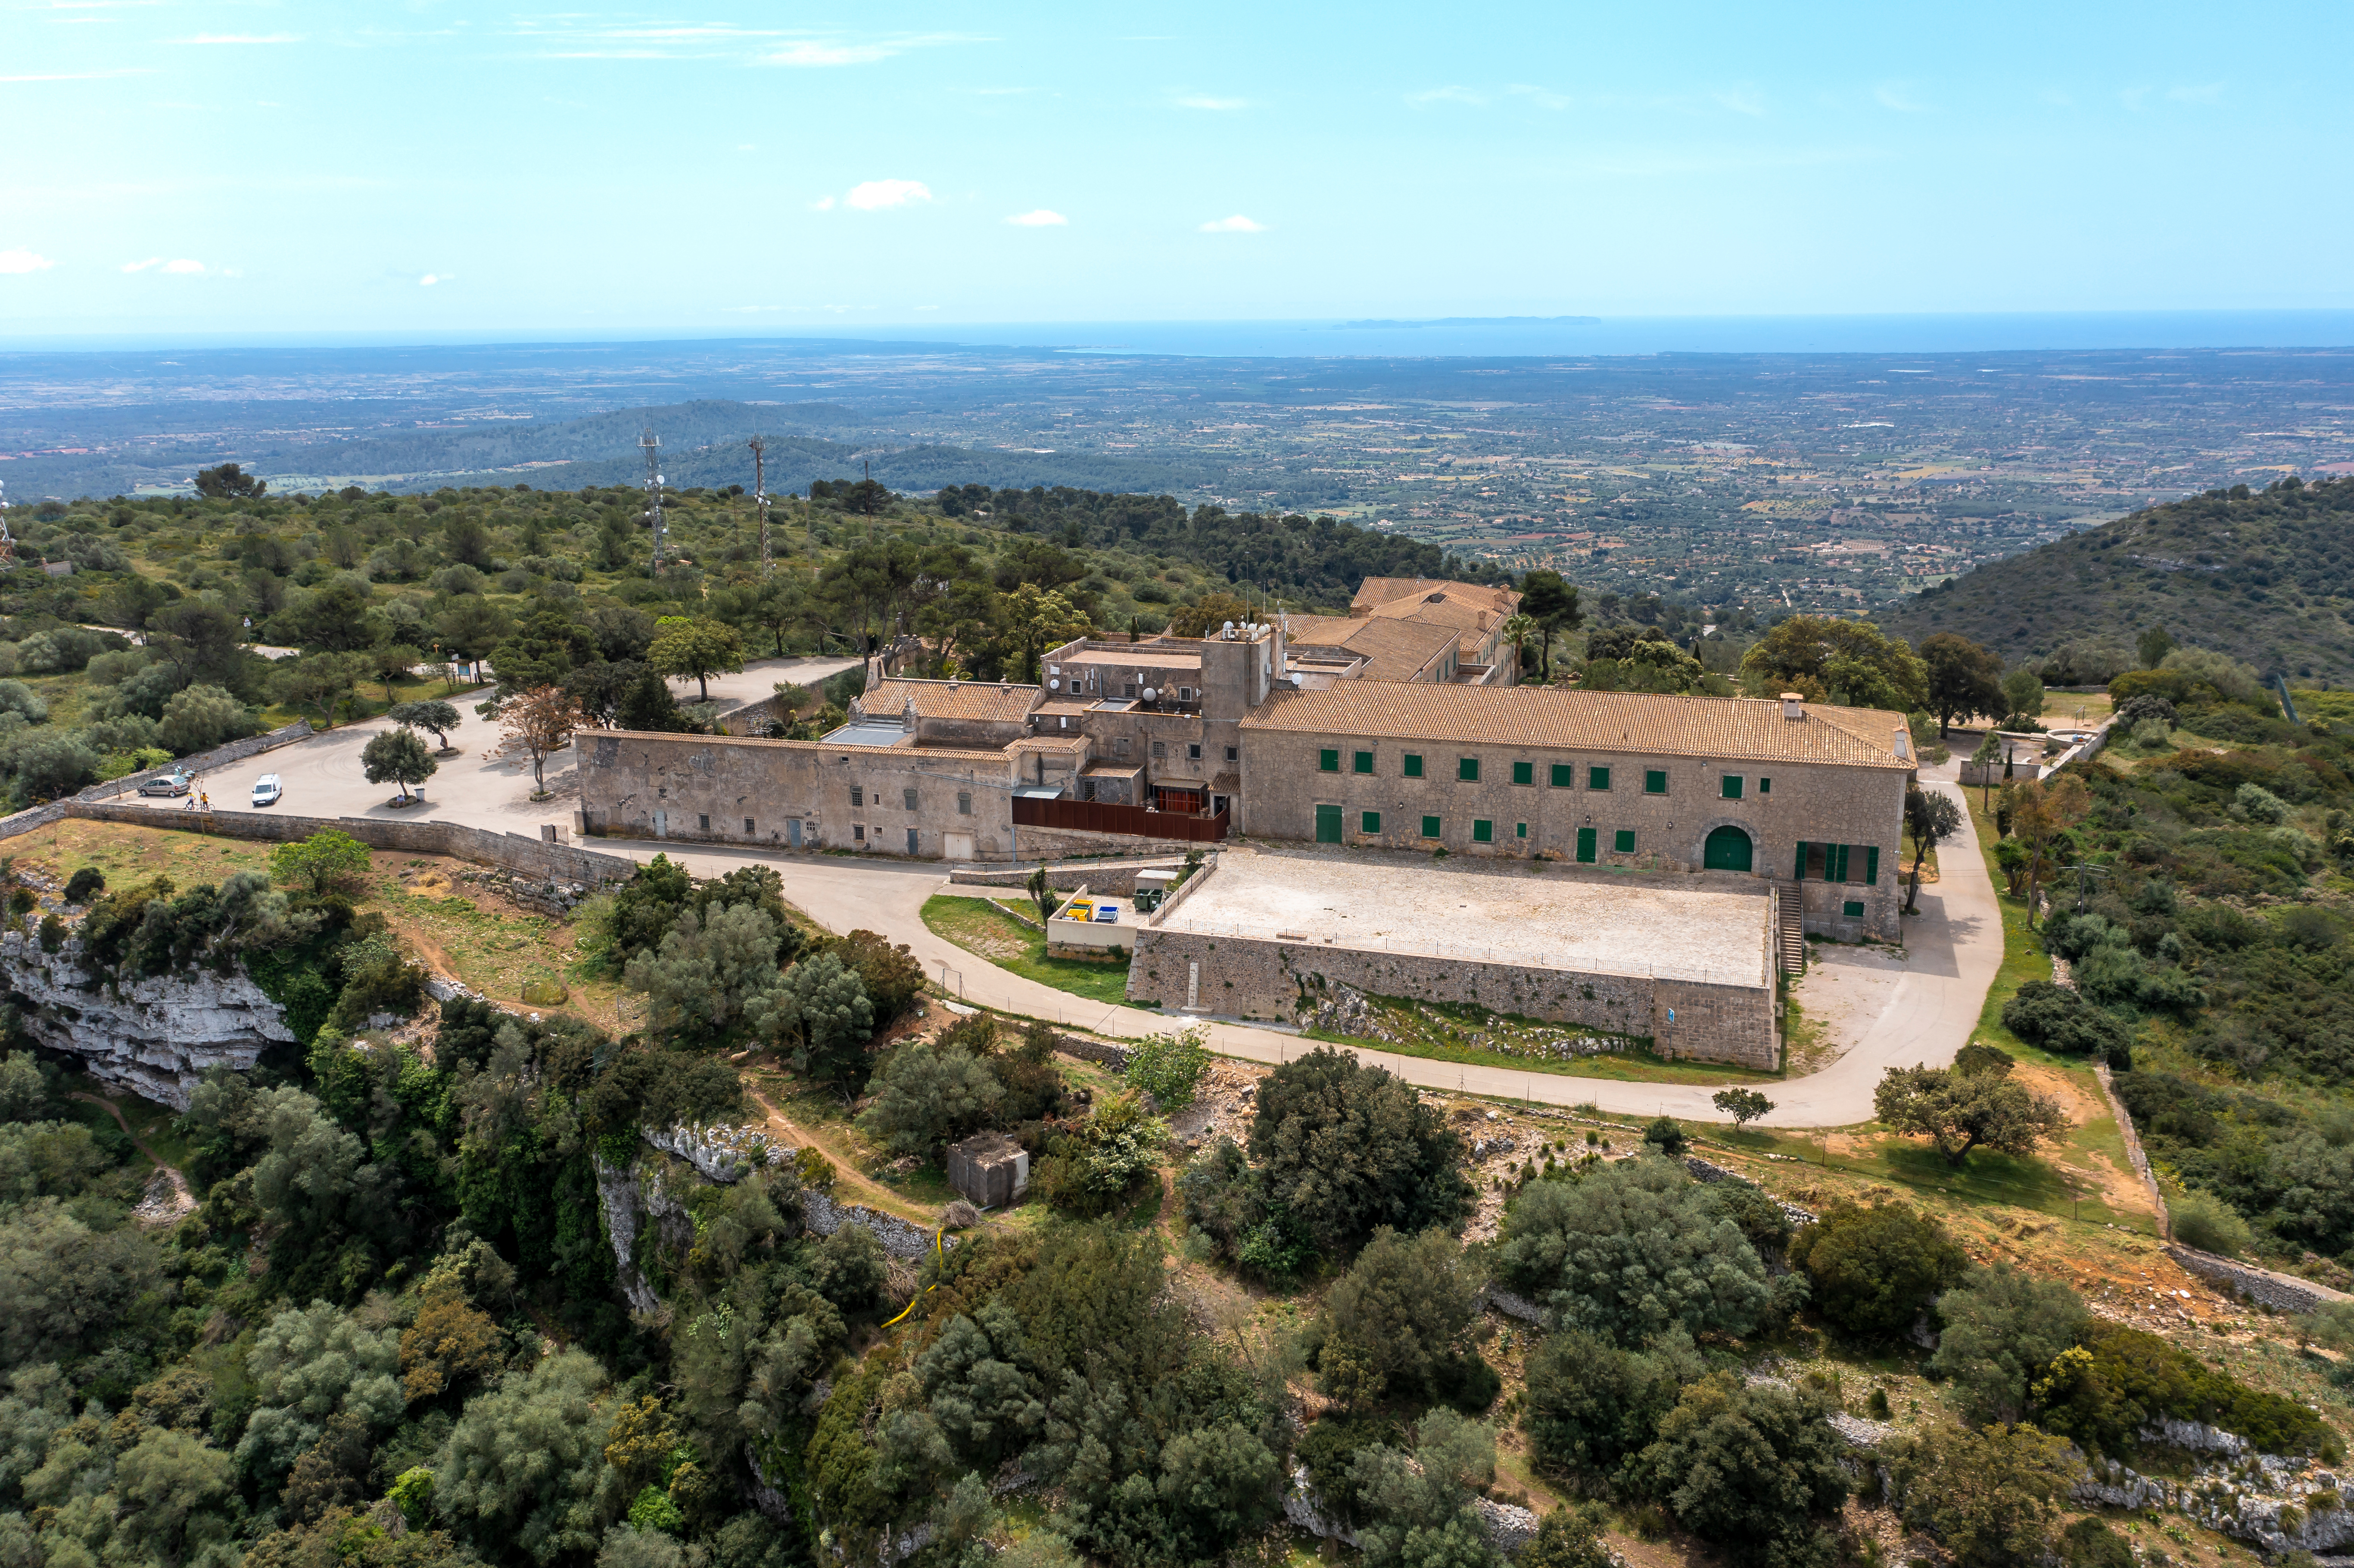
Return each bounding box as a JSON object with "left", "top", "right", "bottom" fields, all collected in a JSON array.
[{"left": 9, "top": 310, "right": 2354, "bottom": 359}]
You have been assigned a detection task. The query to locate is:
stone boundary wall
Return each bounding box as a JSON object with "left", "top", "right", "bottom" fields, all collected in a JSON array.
[
  {"left": 1683, "top": 1154, "right": 1819, "bottom": 1228},
  {"left": 54, "top": 802, "right": 639, "bottom": 887},
  {"left": 0, "top": 719, "right": 318, "bottom": 844},
  {"left": 1126, "top": 928, "right": 1777, "bottom": 1068},
  {"left": 2093, "top": 1059, "right": 2172, "bottom": 1240},
  {"left": 1048, "top": 1033, "right": 1137, "bottom": 1070},
  {"left": 2164, "top": 1244, "right": 2351, "bottom": 1314}
]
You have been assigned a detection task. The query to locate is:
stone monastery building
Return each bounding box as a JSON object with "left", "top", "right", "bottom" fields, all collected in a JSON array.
[{"left": 573, "top": 583, "right": 1917, "bottom": 949}]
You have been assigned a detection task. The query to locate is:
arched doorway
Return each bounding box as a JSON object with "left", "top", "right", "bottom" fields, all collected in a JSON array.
[{"left": 1703, "top": 824, "right": 1754, "bottom": 872}]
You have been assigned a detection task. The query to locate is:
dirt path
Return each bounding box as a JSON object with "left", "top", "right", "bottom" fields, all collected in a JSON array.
[
  {"left": 72, "top": 1090, "right": 196, "bottom": 1224},
  {"left": 742, "top": 1086, "right": 936, "bottom": 1223}
]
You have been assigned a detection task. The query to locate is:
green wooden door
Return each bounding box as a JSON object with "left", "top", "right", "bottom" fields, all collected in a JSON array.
[
  {"left": 1703, "top": 825, "right": 1753, "bottom": 872},
  {"left": 1576, "top": 827, "right": 1597, "bottom": 863},
  {"left": 1315, "top": 804, "right": 1342, "bottom": 843}
]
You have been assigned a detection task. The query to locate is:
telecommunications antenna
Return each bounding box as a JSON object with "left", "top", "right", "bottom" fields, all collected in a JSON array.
[
  {"left": 749, "top": 434, "right": 771, "bottom": 575},
  {"left": 640, "top": 429, "right": 665, "bottom": 573},
  {"left": 0, "top": 480, "right": 13, "bottom": 566}
]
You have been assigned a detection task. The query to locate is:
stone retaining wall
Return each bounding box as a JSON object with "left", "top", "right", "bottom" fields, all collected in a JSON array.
[
  {"left": 1125, "top": 929, "right": 1777, "bottom": 1068},
  {"left": 59, "top": 802, "right": 637, "bottom": 887},
  {"left": 2164, "top": 1244, "right": 2351, "bottom": 1313}
]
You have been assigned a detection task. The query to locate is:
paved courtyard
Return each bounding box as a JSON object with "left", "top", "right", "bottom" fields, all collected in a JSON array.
[{"left": 1158, "top": 846, "right": 1770, "bottom": 989}]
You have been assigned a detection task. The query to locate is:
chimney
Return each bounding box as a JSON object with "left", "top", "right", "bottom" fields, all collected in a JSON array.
[
  {"left": 1893, "top": 725, "right": 1911, "bottom": 761},
  {"left": 1780, "top": 692, "right": 1804, "bottom": 720}
]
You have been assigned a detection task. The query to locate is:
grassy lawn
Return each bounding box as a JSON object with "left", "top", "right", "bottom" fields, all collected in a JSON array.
[
  {"left": 1303, "top": 992, "right": 1784, "bottom": 1087},
  {"left": 920, "top": 893, "right": 1142, "bottom": 1008},
  {"left": 258, "top": 673, "right": 492, "bottom": 732}
]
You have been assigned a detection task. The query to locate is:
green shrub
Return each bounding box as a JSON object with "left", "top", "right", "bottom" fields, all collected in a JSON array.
[
  {"left": 2168, "top": 1187, "right": 2254, "bottom": 1258},
  {"left": 2038, "top": 1319, "right": 2335, "bottom": 1458},
  {"left": 1787, "top": 1201, "right": 1968, "bottom": 1341},
  {"left": 1124, "top": 1023, "right": 1209, "bottom": 1110}
]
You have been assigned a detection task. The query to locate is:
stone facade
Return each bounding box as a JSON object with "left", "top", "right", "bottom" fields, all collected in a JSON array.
[
  {"left": 1124, "top": 929, "right": 1778, "bottom": 1067},
  {"left": 576, "top": 730, "right": 1021, "bottom": 862},
  {"left": 1235, "top": 718, "right": 1908, "bottom": 943}
]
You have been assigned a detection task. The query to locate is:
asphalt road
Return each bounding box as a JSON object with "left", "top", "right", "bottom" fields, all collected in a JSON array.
[{"left": 190, "top": 660, "right": 2002, "bottom": 1129}]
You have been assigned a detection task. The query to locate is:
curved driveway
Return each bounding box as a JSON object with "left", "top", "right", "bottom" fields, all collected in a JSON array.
[
  {"left": 199, "top": 673, "right": 2000, "bottom": 1128},
  {"left": 605, "top": 776, "right": 1999, "bottom": 1129}
]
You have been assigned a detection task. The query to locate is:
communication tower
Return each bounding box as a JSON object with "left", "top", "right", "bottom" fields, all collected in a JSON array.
[
  {"left": 748, "top": 434, "right": 771, "bottom": 575},
  {"left": 0, "top": 481, "right": 13, "bottom": 567},
  {"left": 640, "top": 429, "right": 665, "bottom": 573}
]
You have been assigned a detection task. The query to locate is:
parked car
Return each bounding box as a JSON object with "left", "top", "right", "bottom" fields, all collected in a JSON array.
[
  {"left": 138, "top": 771, "right": 193, "bottom": 797},
  {"left": 252, "top": 774, "right": 283, "bottom": 807}
]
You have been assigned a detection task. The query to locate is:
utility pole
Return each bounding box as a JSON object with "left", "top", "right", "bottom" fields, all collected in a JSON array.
[
  {"left": 749, "top": 435, "right": 771, "bottom": 576},
  {"left": 640, "top": 429, "right": 665, "bottom": 575}
]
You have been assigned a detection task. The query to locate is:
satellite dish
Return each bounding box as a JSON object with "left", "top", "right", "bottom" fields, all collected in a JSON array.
[
  {"left": 655, "top": 474, "right": 665, "bottom": 485},
  {"left": 1048, "top": 678, "right": 1060, "bottom": 690},
  {"left": 1142, "top": 688, "right": 1158, "bottom": 703}
]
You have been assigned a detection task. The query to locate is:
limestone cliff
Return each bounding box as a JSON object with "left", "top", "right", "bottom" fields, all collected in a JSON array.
[{"left": 0, "top": 931, "right": 295, "bottom": 1110}]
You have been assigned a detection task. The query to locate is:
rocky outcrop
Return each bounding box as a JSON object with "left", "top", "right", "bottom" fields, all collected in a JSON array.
[{"left": 0, "top": 932, "right": 294, "bottom": 1110}]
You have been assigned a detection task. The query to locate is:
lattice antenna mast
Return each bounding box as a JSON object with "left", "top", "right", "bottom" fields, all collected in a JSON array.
[
  {"left": 749, "top": 434, "right": 770, "bottom": 575},
  {"left": 0, "top": 480, "right": 13, "bottom": 566},
  {"left": 640, "top": 429, "right": 665, "bottom": 574}
]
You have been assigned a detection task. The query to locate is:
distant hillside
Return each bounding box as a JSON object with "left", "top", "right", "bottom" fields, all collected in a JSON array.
[
  {"left": 1883, "top": 476, "right": 2354, "bottom": 684},
  {"left": 14, "top": 398, "right": 1211, "bottom": 501}
]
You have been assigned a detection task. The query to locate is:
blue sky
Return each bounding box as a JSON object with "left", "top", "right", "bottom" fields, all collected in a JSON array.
[{"left": 3, "top": 0, "right": 2349, "bottom": 338}]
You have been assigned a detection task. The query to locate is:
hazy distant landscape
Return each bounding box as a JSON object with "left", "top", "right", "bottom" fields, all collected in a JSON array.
[{"left": 9, "top": 334, "right": 2354, "bottom": 621}]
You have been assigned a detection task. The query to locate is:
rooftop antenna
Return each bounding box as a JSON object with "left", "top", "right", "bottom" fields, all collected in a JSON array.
[
  {"left": 748, "top": 434, "right": 771, "bottom": 576},
  {"left": 640, "top": 429, "right": 665, "bottom": 574}
]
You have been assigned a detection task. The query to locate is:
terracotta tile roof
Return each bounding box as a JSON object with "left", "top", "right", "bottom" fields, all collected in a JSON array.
[
  {"left": 1240, "top": 684, "right": 1913, "bottom": 768},
  {"left": 1287, "top": 615, "right": 1457, "bottom": 681},
  {"left": 1350, "top": 578, "right": 1520, "bottom": 617},
  {"left": 862, "top": 678, "right": 1038, "bottom": 724}
]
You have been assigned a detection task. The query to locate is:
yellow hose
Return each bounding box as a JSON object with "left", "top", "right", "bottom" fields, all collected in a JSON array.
[{"left": 880, "top": 1223, "right": 946, "bottom": 1328}]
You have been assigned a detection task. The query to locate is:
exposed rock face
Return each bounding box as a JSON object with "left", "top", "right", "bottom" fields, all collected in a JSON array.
[{"left": 0, "top": 932, "right": 295, "bottom": 1110}]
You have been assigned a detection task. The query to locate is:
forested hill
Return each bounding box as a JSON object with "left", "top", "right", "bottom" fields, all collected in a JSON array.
[{"left": 1883, "top": 475, "right": 2354, "bottom": 684}]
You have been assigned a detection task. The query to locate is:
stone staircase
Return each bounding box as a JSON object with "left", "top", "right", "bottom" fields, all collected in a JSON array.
[{"left": 1774, "top": 882, "right": 1806, "bottom": 976}]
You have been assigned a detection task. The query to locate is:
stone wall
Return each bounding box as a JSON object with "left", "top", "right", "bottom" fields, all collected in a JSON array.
[
  {"left": 1125, "top": 928, "right": 1777, "bottom": 1067},
  {"left": 59, "top": 801, "right": 637, "bottom": 887},
  {"left": 2164, "top": 1245, "right": 2351, "bottom": 1313},
  {"left": 577, "top": 729, "right": 1019, "bottom": 862}
]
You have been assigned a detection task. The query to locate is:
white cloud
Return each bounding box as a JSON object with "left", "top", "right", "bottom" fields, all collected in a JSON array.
[
  {"left": 419, "top": 273, "right": 451, "bottom": 286},
  {"left": 809, "top": 194, "right": 836, "bottom": 211},
  {"left": 766, "top": 40, "right": 897, "bottom": 65},
  {"left": 174, "top": 33, "right": 301, "bottom": 44},
  {"left": 120, "top": 256, "right": 161, "bottom": 272},
  {"left": 0, "top": 248, "right": 56, "bottom": 275},
  {"left": 1005, "top": 209, "right": 1068, "bottom": 227},
  {"left": 1407, "top": 85, "right": 1487, "bottom": 107},
  {"left": 162, "top": 258, "right": 204, "bottom": 273},
  {"left": 1198, "top": 214, "right": 1265, "bottom": 233},
  {"left": 1175, "top": 95, "right": 1245, "bottom": 110},
  {"left": 845, "top": 178, "right": 931, "bottom": 210}
]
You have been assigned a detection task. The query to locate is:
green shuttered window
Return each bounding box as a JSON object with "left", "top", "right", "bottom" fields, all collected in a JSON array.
[
  {"left": 1551, "top": 763, "right": 1575, "bottom": 787},
  {"left": 1403, "top": 753, "right": 1424, "bottom": 778},
  {"left": 1318, "top": 748, "right": 1339, "bottom": 772},
  {"left": 1614, "top": 829, "right": 1636, "bottom": 853},
  {"left": 1512, "top": 761, "right": 1534, "bottom": 785},
  {"left": 1644, "top": 769, "right": 1668, "bottom": 795},
  {"left": 1458, "top": 757, "right": 1480, "bottom": 782},
  {"left": 1421, "top": 815, "right": 1442, "bottom": 839},
  {"left": 1353, "top": 750, "right": 1374, "bottom": 775},
  {"left": 1362, "top": 811, "right": 1382, "bottom": 834},
  {"left": 1473, "top": 819, "right": 1494, "bottom": 843}
]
